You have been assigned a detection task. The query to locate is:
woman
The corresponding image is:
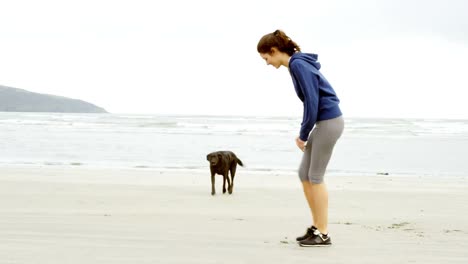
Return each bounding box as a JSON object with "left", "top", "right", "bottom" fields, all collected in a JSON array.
[{"left": 257, "top": 30, "right": 344, "bottom": 247}]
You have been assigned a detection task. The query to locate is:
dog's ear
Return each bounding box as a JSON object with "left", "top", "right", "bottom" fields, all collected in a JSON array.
[{"left": 206, "top": 154, "right": 210, "bottom": 160}]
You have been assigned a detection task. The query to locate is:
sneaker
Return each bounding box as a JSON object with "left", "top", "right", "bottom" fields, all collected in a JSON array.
[
  {"left": 299, "top": 230, "right": 332, "bottom": 247},
  {"left": 296, "top": 226, "right": 317, "bottom": 242}
]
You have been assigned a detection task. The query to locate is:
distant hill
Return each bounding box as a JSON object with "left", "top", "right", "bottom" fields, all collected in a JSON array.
[{"left": 0, "top": 85, "right": 108, "bottom": 113}]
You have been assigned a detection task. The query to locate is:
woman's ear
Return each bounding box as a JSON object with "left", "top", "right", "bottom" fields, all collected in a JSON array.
[{"left": 270, "top": 47, "right": 278, "bottom": 55}]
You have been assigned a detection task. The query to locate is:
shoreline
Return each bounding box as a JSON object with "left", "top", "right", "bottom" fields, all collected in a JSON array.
[
  {"left": 2, "top": 163, "right": 467, "bottom": 179},
  {"left": 1, "top": 166, "right": 467, "bottom": 263}
]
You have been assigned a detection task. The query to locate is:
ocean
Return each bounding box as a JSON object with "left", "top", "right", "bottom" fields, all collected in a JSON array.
[{"left": 1, "top": 112, "right": 468, "bottom": 177}]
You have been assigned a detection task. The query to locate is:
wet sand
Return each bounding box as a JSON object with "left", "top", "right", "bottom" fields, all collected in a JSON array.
[{"left": 1, "top": 166, "right": 467, "bottom": 263}]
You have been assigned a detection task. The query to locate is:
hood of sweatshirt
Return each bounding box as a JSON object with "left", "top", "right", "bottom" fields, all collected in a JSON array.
[{"left": 289, "top": 52, "right": 321, "bottom": 70}]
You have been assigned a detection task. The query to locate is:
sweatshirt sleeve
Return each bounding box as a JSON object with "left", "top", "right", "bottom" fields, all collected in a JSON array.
[{"left": 290, "top": 62, "right": 319, "bottom": 141}]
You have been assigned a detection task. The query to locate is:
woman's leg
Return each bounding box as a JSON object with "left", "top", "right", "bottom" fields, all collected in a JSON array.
[
  {"left": 306, "top": 181, "right": 329, "bottom": 234},
  {"left": 298, "top": 131, "right": 316, "bottom": 226},
  {"left": 301, "top": 181, "right": 318, "bottom": 226},
  {"left": 303, "top": 116, "right": 344, "bottom": 235}
]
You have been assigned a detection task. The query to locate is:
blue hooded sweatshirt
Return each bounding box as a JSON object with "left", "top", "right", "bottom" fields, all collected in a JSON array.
[{"left": 289, "top": 52, "right": 342, "bottom": 141}]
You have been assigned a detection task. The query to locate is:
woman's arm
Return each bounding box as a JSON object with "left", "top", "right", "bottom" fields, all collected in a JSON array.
[{"left": 290, "top": 61, "right": 320, "bottom": 141}]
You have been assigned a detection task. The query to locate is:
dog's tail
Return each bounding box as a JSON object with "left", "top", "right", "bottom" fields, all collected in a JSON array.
[{"left": 236, "top": 157, "right": 244, "bottom": 167}]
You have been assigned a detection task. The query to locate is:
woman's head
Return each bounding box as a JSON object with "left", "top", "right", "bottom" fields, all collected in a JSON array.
[
  {"left": 257, "top": 29, "right": 300, "bottom": 56},
  {"left": 257, "top": 29, "right": 301, "bottom": 68}
]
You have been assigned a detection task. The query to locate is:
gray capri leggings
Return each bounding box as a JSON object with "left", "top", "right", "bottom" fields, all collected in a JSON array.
[{"left": 298, "top": 115, "right": 344, "bottom": 183}]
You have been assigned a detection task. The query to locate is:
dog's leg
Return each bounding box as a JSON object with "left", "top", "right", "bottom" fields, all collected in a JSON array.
[
  {"left": 222, "top": 174, "right": 227, "bottom": 194},
  {"left": 228, "top": 163, "right": 237, "bottom": 194},
  {"left": 210, "top": 170, "right": 216, "bottom": 195},
  {"left": 226, "top": 171, "right": 232, "bottom": 194}
]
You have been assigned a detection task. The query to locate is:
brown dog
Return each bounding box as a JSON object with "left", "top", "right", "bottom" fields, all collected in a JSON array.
[{"left": 206, "top": 151, "right": 244, "bottom": 195}]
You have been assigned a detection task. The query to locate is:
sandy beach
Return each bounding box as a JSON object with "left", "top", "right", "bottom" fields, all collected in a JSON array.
[{"left": 0, "top": 166, "right": 467, "bottom": 264}]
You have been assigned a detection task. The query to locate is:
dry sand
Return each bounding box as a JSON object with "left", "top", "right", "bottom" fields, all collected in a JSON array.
[{"left": 0, "top": 166, "right": 467, "bottom": 263}]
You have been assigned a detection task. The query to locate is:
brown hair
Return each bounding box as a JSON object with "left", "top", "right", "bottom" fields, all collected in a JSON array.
[{"left": 257, "top": 29, "right": 301, "bottom": 56}]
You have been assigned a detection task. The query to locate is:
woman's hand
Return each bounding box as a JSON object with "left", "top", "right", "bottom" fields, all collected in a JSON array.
[{"left": 295, "top": 137, "right": 306, "bottom": 152}]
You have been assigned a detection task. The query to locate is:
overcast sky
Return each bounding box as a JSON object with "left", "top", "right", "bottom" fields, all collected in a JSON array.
[{"left": 1, "top": 0, "right": 467, "bottom": 118}]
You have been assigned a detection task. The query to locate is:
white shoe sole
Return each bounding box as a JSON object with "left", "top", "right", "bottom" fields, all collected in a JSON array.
[{"left": 298, "top": 242, "right": 332, "bottom": 247}]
